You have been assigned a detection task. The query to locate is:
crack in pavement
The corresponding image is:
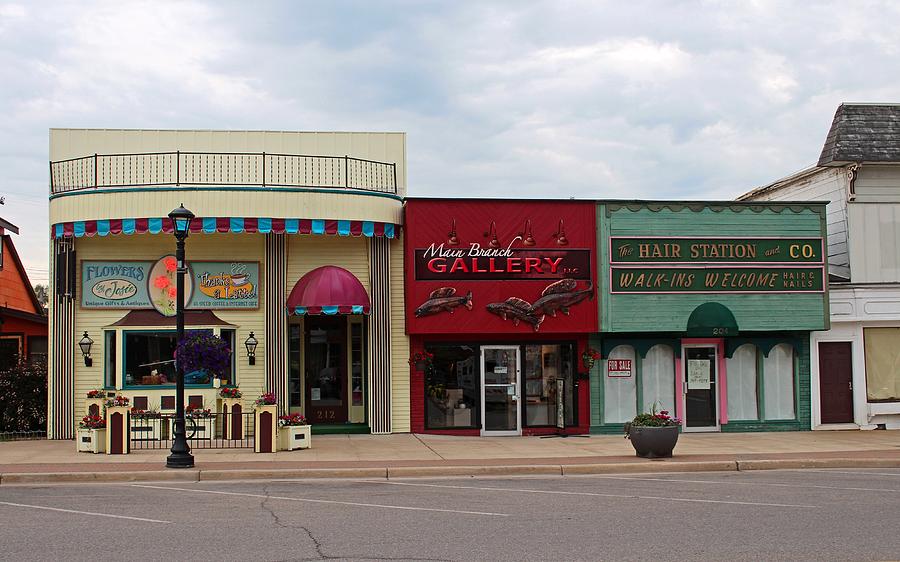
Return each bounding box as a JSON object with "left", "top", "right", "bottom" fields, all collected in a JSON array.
[{"left": 261, "top": 483, "right": 329, "bottom": 560}]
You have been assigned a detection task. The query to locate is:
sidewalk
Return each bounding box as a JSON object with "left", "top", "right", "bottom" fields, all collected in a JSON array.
[{"left": 1, "top": 430, "right": 898, "bottom": 484}]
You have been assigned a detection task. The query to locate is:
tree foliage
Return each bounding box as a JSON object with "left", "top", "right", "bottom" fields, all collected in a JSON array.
[{"left": 0, "top": 359, "right": 47, "bottom": 432}]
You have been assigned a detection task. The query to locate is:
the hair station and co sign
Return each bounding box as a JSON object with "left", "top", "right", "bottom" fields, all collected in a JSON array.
[
  {"left": 609, "top": 238, "right": 825, "bottom": 294},
  {"left": 404, "top": 199, "right": 597, "bottom": 437}
]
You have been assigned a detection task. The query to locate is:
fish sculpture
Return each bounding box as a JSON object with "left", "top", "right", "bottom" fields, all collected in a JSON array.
[
  {"left": 415, "top": 287, "right": 473, "bottom": 317},
  {"left": 486, "top": 297, "right": 545, "bottom": 331},
  {"left": 528, "top": 281, "right": 594, "bottom": 317}
]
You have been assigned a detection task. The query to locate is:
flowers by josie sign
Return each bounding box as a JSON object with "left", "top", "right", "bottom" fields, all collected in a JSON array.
[{"left": 82, "top": 257, "right": 258, "bottom": 312}]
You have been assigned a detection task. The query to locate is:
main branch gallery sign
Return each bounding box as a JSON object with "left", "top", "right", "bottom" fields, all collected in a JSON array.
[{"left": 414, "top": 243, "right": 591, "bottom": 281}]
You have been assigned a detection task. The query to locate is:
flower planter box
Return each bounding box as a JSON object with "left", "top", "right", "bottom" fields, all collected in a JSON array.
[
  {"left": 106, "top": 405, "right": 131, "bottom": 455},
  {"left": 85, "top": 397, "right": 105, "bottom": 417},
  {"left": 254, "top": 404, "right": 277, "bottom": 453},
  {"left": 76, "top": 428, "right": 106, "bottom": 454},
  {"left": 219, "top": 398, "right": 247, "bottom": 440},
  {"left": 626, "top": 425, "right": 679, "bottom": 459},
  {"left": 279, "top": 425, "right": 312, "bottom": 451}
]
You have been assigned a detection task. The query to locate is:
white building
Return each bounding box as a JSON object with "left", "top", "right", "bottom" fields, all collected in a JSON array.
[{"left": 740, "top": 103, "right": 900, "bottom": 430}]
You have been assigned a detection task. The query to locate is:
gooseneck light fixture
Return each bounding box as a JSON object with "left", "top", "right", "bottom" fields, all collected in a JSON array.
[
  {"left": 245, "top": 332, "right": 258, "bottom": 365},
  {"left": 78, "top": 332, "right": 93, "bottom": 367},
  {"left": 484, "top": 221, "right": 500, "bottom": 248},
  {"left": 166, "top": 203, "right": 196, "bottom": 470}
]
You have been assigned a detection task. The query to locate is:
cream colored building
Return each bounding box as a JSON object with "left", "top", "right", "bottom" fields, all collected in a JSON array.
[{"left": 48, "top": 129, "right": 409, "bottom": 438}]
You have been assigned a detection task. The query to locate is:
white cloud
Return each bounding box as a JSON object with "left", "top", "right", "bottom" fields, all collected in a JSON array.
[{"left": 2, "top": 0, "right": 900, "bottom": 282}]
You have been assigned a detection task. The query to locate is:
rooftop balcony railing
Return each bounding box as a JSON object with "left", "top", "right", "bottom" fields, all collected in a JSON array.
[{"left": 50, "top": 152, "right": 398, "bottom": 195}]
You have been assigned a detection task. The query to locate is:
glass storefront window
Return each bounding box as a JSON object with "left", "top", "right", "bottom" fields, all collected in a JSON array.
[
  {"left": 289, "top": 324, "right": 302, "bottom": 408},
  {"left": 642, "top": 344, "right": 675, "bottom": 415},
  {"left": 424, "top": 345, "right": 479, "bottom": 429},
  {"left": 104, "top": 331, "right": 117, "bottom": 388},
  {"left": 351, "top": 322, "right": 364, "bottom": 407},
  {"left": 863, "top": 327, "right": 900, "bottom": 402},
  {"left": 604, "top": 345, "right": 637, "bottom": 424},
  {"left": 763, "top": 344, "right": 795, "bottom": 419},
  {"left": 523, "top": 344, "right": 576, "bottom": 427},
  {"left": 727, "top": 344, "right": 759, "bottom": 420},
  {"left": 123, "top": 329, "right": 216, "bottom": 387}
]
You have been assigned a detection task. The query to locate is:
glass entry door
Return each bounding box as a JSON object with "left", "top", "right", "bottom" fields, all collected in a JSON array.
[
  {"left": 683, "top": 346, "right": 719, "bottom": 431},
  {"left": 305, "top": 316, "right": 348, "bottom": 424},
  {"left": 481, "top": 346, "right": 521, "bottom": 435}
]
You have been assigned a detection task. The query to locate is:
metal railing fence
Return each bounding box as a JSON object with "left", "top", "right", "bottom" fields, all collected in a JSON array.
[
  {"left": 129, "top": 412, "right": 254, "bottom": 450},
  {"left": 50, "top": 151, "right": 398, "bottom": 195}
]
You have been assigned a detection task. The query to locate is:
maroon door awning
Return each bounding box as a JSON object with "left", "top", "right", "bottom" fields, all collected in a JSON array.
[{"left": 286, "top": 266, "right": 370, "bottom": 315}]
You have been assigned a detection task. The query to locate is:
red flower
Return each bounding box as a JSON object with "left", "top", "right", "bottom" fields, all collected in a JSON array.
[
  {"left": 154, "top": 275, "right": 170, "bottom": 289},
  {"left": 164, "top": 256, "right": 177, "bottom": 272},
  {"left": 168, "top": 287, "right": 178, "bottom": 298}
]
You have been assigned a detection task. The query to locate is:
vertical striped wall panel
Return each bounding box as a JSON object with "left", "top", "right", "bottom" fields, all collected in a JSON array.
[
  {"left": 265, "top": 233, "right": 288, "bottom": 414},
  {"left": 48, "top": 238, "right": 76, "bottom": 439},
  {"left": 368, "top": 237, "right": 392, "bottom": 434}
]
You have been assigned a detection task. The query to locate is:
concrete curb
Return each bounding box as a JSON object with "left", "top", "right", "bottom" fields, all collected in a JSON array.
[
  {"left": 1, "top": 457, "right": 898, "bottom": 485},
  {"left": 736, "top": 458, "right": 900, "bottom": 471},
  {"left": 0, "top": 470, "right": 200, "bottom": 485},
  {"left": 561, "top": 461, "right": 737, "bottom": 475},
  {"left": 200, "top": 468, "right": 389, "bottom": 481}
]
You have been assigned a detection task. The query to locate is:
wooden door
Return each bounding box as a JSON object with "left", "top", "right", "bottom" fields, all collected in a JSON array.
[{"left": 819, "top": 342, "right": 853, "bottom": 424}]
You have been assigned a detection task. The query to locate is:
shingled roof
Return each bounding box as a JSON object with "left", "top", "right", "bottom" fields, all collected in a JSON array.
[{"left": 818, "top": 103, "right": 900, "bottom": 166}]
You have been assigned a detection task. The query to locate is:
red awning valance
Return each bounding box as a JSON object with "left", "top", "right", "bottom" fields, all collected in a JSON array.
[{"left": 286, "top": 266, "right": 370, "bottom": 315}]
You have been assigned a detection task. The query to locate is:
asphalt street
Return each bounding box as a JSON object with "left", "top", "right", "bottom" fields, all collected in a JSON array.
[{"left": 0, "top": 468, "right": 898, "bottom": 561}]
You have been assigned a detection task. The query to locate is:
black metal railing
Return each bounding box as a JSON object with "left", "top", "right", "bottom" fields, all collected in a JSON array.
[
  {"left": 129, "top": 412, "right": 254, "bottom": 450},
  {"left": 50, "top": 151, "right": 398, "bottom": 195},
  {"left": 0, "top": 430, "right": 47, "bottom": 441}
]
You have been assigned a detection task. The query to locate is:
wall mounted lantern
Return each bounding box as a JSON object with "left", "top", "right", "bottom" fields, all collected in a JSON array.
[
  {"left": 245, "top": 332, "right": 259, "bottom": 365},
  {"left": 78, "top": 331, "right": 93, "bottom": 366}
]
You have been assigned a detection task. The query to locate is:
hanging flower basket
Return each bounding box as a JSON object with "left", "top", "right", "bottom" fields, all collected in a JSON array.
[
  {"left": 409, "top": 351, "right": 434, "bottom": 373},
  {"left": 581, "top": 348, "right": 601, "bottom": 371}
]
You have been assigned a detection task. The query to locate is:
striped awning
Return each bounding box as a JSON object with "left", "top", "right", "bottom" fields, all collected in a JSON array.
[
  {"left": 287, "top": 266, "right": 371, "bottom": 316},
  {"left": 52, "top": 217, "right": 397, "bottom": 239}
]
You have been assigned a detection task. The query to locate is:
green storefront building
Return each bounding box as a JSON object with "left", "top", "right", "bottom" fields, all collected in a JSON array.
[{"left": 591, "top": 201, "right": 829, "bottom": 433}]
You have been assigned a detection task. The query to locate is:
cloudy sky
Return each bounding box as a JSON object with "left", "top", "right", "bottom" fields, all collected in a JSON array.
[{"left": 1, "top": 0, "right": 899, "bottom": 285}]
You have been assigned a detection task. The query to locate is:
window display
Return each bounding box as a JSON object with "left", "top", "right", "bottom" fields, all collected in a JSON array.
[{"left": 424, "top": 345, "right": 478, "bottom": 429}]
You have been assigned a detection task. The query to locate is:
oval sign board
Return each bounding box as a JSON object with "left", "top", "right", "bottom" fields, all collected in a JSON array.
[
  {"left": 148, "top": 255, "right": 192, "bottom": 317},
  {"left": 91, "top": 279, "right": 138, "bottom": 301}
]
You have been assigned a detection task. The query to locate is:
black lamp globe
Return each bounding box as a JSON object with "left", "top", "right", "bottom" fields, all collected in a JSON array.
[
  {"left": 245, "top": 332, "right": 259, "bottom": 365},
  {"left": 78, "top": 331, "right": 93, "bottom": 366},
  {"left": 168, "top": 204, "right": 195, "bottom": 239}
]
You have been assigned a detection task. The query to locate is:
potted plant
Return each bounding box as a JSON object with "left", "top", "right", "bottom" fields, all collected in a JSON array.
[
  {"left": 624, "top": 404, "right": 681, "bottom": 459},
  {"left": 219, "top": 386, "right": 242, "bottom": 399},
  {"left": 175, "top": 330, "right": 232, "bottom": 386},
  {"left": 185, "top": 404, "right": 215, "bottom": 440},
  {"left": 129, "top": 407, "right": 162, "bottom": 441},
  {"left": 105, "top": 394, "right": 130, "bottom": 408},
  {"left": 278, "top": 412, "right": 312, "bottom": 451},
  {"left": 76, "top": 414, "right": 106, "bottom": 454}
]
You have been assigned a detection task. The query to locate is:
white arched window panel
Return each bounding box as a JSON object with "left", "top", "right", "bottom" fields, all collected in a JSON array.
[
  {"left": 642, "top": 344, "right": 675, "bottom": 415},
  {"left": 604, "top": 345, "right": 636, "bottom": 424},
  {"left": 763, "top": 344, "right": 795, "bottom": 420},
  {"left": 726, "top": 344, "right": 758, "bottom": 420}
]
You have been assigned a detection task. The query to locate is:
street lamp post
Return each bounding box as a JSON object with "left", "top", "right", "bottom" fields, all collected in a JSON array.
[{"left": 166, "top": 203, "right": 195, "bottom": 469}]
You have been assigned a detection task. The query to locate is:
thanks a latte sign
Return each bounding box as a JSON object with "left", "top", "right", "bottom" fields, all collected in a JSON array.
[{"left": 609, "top": 237, "right": 825, "bottom": 294}]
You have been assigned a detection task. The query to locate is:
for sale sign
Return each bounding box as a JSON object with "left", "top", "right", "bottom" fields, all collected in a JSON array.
[{"left": 607, "top": 359, "right": 633, "bottom": 378}]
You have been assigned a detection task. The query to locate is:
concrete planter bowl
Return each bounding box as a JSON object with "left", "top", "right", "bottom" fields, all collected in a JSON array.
[{"left": 626, "top": 425, "right": 679, "bottom": 458}]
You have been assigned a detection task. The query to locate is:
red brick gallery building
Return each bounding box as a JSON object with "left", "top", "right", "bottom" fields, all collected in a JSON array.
[{"left": 404, "top": 199, "right": 596, "bottom": 436}]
